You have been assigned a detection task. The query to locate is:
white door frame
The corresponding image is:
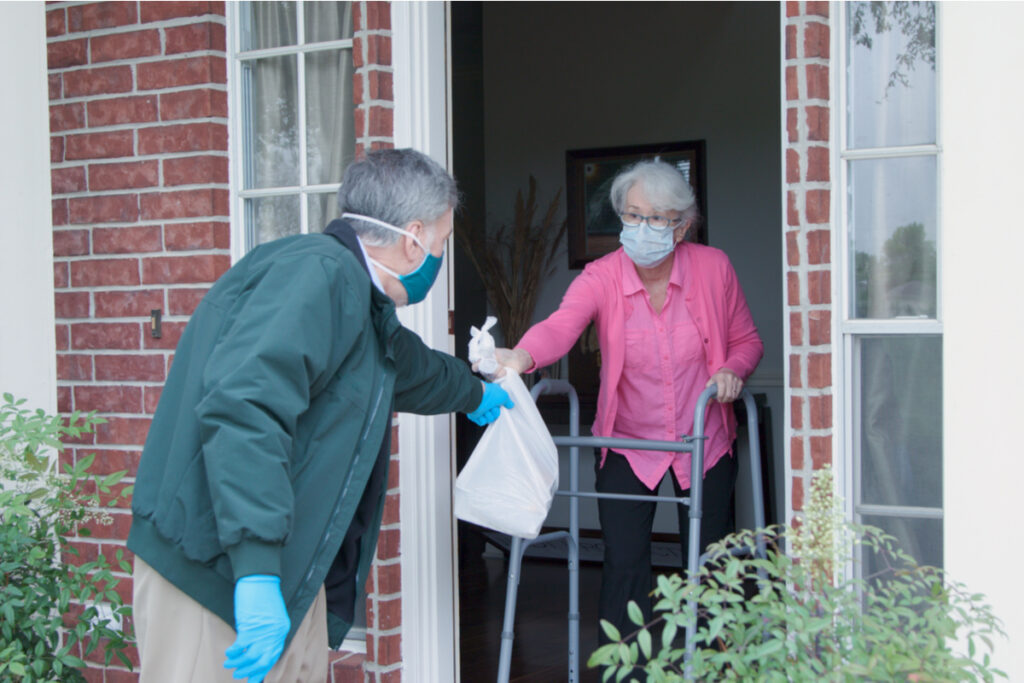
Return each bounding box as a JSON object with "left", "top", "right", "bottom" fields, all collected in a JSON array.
[
  {"left": 391, "top": 3, "right": 459, "bottom": 681},
  {"left": 0, "top": 3, "right": 57, "bottom": 414}
]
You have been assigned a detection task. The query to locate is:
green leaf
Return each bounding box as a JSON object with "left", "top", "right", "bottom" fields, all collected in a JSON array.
[
  {"left": 638, "top": 628, "right": 652, "bottom": 660},
  {"left": 600, "top": 619, "right": 621, "bottom": 643},
  {"left": 662, "top": 620, "right": 678, "bottom": 650},
  {"left": 627, "top": 600, "right": 644, "bottom": 626}
]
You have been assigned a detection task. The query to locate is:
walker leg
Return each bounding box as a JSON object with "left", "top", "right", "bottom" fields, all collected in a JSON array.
[
  {"left": 567, "top": 536, "right": 579, "bottom": 682},
  {"left": 497, "top": 536, "right": 526, "bottom": 683}
]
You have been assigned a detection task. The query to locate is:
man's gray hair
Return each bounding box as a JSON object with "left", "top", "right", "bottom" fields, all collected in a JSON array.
[
  {"left": 609, "top": 159, "right": 699, "bottom": 222},
  {"left": 337, "top": 148, "right": 459, "bottom": 246}
]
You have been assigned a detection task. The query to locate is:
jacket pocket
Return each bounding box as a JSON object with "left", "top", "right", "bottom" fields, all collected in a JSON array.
[{"left": 155, "top": 450, "right": 224, "bottom": 565}]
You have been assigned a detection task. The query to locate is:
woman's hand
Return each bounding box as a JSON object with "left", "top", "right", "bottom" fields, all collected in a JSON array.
[
  {"left": 474, "top": 347, "right": 533, "bottom": 379},
  {"left": 706, "top": 368, "right": 743, "bottom": 403}
]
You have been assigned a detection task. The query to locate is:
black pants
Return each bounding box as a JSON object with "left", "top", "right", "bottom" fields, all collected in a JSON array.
[{"left": 595, "top": 449, "right": 737, "bottom": 646}]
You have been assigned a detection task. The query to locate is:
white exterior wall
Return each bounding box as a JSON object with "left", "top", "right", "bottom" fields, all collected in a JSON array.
[
  {"left": 941, "top": 3, "right": 1024, "bottom": 677},
  {"left": 0, "top": 2, "right": 57, "bottom": 413}
]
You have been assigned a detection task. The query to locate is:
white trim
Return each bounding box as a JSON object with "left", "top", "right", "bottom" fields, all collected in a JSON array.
[
  {"left": 226, "top": 1, "right": 246, "bottom": 264},
  {"left": 391, "top": 3, "right": 457, "bottom": 682},
  {"left": 0, "top": 2, "right": 56, "bottom": 413}
]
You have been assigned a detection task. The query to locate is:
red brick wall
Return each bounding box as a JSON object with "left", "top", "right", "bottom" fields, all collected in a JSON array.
[
  {"left": 348, "top": 5, "right": 399, "bottom": 681},
  {"left": 784, "top": 0, "right": 834, "bottom": 518},
  {"left": 48, "top": 1, "right": 400, "bottom": 680},
  {"left": 48, "top": 2, "right": 229, "bottom": 679}
]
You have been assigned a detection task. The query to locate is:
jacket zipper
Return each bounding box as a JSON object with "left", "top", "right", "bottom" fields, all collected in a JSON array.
[{"left": 299, "top": 364, "right": 392, "bottom": 592}]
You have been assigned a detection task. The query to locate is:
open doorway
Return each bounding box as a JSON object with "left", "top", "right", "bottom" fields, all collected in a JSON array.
[{"left": 451, "top": 3, "right": 782, "bottom": 679}]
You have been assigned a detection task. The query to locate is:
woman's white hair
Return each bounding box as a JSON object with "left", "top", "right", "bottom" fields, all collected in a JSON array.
[{"left": 609, "top": 159, "right": 699, "bottom": 221}]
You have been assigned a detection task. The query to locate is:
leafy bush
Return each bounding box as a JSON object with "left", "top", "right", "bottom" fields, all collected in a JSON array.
[
  {"left": 0, "top": 393, "right": 133, "bottom": 682},
  {"left": 588, "top": 467, "right": 1006, "bottom": 682}
]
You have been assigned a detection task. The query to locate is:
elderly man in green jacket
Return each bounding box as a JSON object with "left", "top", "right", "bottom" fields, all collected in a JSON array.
[{"left": 127, "top": 149, "right": 512, "bottom": 683}]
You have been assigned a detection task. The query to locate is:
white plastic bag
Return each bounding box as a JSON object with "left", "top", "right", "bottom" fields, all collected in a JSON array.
[
  {"left": 467, "top": 315, "right": 499, "bottom": 378},
  {"left": 454, "top": 369, "right": 559, "bottom": 539}
]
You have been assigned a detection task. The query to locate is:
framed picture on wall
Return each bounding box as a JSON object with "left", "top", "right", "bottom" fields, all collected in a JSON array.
[{"left": 565, "top": 139, "right": 707, "bottom": 269}]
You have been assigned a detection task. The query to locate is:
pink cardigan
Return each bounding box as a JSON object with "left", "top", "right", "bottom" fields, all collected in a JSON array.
[{"left": 517, "top": 243, "right": 763, "bottom": 453}]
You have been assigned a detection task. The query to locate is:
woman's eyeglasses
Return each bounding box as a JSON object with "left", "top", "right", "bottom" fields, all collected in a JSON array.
[{"left": 619, "top": 212, "right": 682, "bottom": 230}]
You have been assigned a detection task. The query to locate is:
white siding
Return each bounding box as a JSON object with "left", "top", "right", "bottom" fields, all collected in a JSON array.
[
  {"left": 941, "top": 3, "right": 1024, "bottom": 677},
  {"left": 0, "top": 2, "right": 57, "bottom": 413}
]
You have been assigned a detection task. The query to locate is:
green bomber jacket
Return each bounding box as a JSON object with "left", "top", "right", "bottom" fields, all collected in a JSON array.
[{"left": 127, "top": 220, "right": 482, "bottom": 647}]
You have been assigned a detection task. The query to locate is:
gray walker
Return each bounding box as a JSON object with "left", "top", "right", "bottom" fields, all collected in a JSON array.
[{"left": 494, "top": 380, "right": 766, "bottom": 682}]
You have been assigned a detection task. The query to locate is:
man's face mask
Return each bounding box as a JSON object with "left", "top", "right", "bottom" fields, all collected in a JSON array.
[{"left": 343, "top": 213, "right": 444, "bottom": 304}]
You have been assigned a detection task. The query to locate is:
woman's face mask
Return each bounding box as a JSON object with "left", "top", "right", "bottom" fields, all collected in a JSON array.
[
  {"left": 619, "top": 220, "right": 676, "bottom": 268},
  {"left": 343, "top": 213, "right": 444, "bottom": 304}
]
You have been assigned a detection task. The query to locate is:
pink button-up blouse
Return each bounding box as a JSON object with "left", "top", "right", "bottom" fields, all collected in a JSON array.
[{"left": 516, "top": 243, "right": 763, "bottom": 490}]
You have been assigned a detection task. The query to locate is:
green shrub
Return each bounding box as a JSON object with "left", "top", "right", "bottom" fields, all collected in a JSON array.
[
  {"left": 588, "top": 467, "right": 1006, "bottom": 682},
  {"left": 0, "top": 393, "right": 133, "bottom": 682}
]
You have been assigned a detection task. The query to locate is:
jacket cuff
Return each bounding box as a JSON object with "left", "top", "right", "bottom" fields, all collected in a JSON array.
[
  {"left": 227, "top": 539, "right": 283, "bottom": 580},
  {"left": 466, "top": 379, "right": 484, "bottom": 412}
]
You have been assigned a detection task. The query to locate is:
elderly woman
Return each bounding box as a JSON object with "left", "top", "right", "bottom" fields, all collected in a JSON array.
[{"left": 494, "top": 159, "right": 763, "bottom": 645}]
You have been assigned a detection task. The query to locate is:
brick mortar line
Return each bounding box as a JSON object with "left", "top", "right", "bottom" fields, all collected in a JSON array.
[
  {"left": 47, "top": 14, "right": 228, "bottom": 41},
  {"left": 49, "top": 84, "right": 229, "bottom": 105},
  {"left": 49, "top": 50, "right": 228, "bottom": 75},
  {"left": 54, "top": 248, "right": 230, "bottom": 259},
  {"left": 51, "top": 151, "right": 232, "bottom": 169},
  {"left": 53, "top": 276, "right": 224, "bottom": 284},
  {"left": 54, "top": 119, "right": 231, "bottom": 135},
  {"left": 48, "top": 46, "right": 228, "bottom": 68},
  {"left": 52, "top": 185, "right": 232, "bottom": 199},
  {"left": 369, "top": 591, "right": 403, "bottom": 602},
  {"left": 53, "top": 218, "right": 231, "bottom": 227}
]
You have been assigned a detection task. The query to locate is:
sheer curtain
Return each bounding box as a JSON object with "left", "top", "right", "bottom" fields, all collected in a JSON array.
[
  {"left": 239, "top": 2, "right": 355, "bottom": 243},
  {"left": 305, "top": 2, "right": 355, "bottom": 232}
]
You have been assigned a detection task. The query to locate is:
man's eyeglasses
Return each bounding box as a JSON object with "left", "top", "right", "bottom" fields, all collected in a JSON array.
[{"left": 619, "top": 212, "right": 682, "bottom": 230}]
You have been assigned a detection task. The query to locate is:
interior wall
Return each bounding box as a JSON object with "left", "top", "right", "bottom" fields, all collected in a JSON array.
[{"left": 474, "top": 2, "right": 782, "bottom": 531}]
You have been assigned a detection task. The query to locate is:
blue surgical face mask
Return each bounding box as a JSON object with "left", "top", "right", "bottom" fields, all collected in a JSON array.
[
  {"left": 343, "top": 213, "right": 444, "bottom": 304},
  {"left": 619, "top": 221, "right": 675, "bottom": 268}
]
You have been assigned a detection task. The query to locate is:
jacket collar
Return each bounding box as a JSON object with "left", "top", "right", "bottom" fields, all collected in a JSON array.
[{"left": 323, "top": 219, "right": 401, "bottom": 358}]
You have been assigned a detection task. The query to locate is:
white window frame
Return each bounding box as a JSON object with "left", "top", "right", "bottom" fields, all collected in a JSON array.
[
  {"left": 837, "top": 2, "right": 944, "bottom": 550},
  {"left": 227, "top": 1, "right": 355, "bottom": 262}
]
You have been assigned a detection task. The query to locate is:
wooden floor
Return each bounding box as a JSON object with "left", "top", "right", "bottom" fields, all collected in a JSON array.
[{"left": 458, "top": 553, "right": 608, "bottom": 683}]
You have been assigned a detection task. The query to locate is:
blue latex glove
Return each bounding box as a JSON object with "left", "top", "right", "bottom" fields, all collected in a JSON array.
[
  {"left": 224, "top": 575, "right": 290, "bottom": 682},
  {"left": 466, "top": 381, "right": 514, "bottom": 426}
]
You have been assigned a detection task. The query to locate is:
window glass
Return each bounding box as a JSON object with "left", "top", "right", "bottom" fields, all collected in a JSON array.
[
  {"left": 861, "top": 514, "right": 943, "bottom": 572},
  {"left": 306, "top": 49, "right": 355, "bottom": 187},
  {"left": 242, "top": 55, "right": 300, "bottom": 190},
  {"left": 305, "top": 1, "right": 354, "bottom": 43},
  {"left": 240, "top": 1, "right": 297, "bottom": 51},
  {"left": 848, "top": 156, "right": 937, "bottom": 319},
  {"left": 247, "top": 195, "right": 301, "bottom": 246},
  {"left": 847, "top": 1, "right": 936, "bottom": 149},
  {"left": 308, "top": 193, "right": 340, "bottom": 233},
  {"left": 858, "top": 335, "right": 942, "bottom": 509}
]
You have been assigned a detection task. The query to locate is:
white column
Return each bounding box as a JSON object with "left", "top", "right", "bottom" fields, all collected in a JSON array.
[
  {"left": 391, "top": 2, "right": 458, "bottom": 681},
  {"left": 941, "top": 3, "right": 1024, "bottom": 678},
  {"left": 0, "top": 3, "right": 57, "bottom": 413}
]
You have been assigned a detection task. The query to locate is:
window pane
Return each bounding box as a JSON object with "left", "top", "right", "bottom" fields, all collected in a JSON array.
[
  {"left": 847, "top": 2, "right": 936, "bottom": 149},
  {"left": 305, "top": 49, "right": 356, "bottom": 186},
  {"left": 242, "top": 56, "right": 300, "bottom": 189},
  {"left": 308, "top": 193, "right": 340, "bottom": 233},
  {"left": 860, "top": 514, "right": 942, "bottom": 571},
  {"left": 849, "top": 156, "right": 937, "bottom": 319},
  {"left": 240, "top": 1, "right": 297, "bottom": 51},
  {"left": 247, "top": 195, "right": 301, "bottom": 246},
  {"left": 858, "top": 335, "right": 942, "bottom": 509},
  {"left": 305, "top": 1, "right": 354, "bottom": 43}
]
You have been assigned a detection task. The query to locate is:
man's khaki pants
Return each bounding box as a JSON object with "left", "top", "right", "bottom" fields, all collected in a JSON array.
[{"left": 133, "top": 557, "right": 328, "bottom": 683}]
